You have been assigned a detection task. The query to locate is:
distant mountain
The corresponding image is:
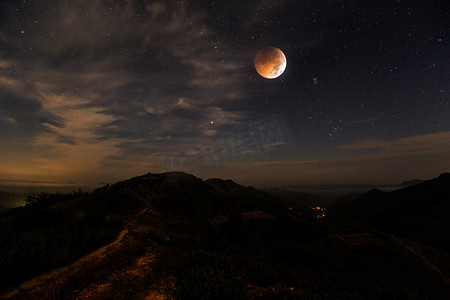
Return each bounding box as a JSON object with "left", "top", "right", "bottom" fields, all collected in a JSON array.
[
  {"left": 328, "top": 173, "right": 450, "bottom": 251},
  {"left": 397, "top": 178, "right": 425, "bottom": 187},
  {"left": 2, "top": 172, "right": 449, "bottom": 299}
]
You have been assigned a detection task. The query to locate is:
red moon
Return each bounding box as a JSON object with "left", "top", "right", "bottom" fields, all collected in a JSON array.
[{"left": 254, "top": 47, "right": 287, "bottom": 79}]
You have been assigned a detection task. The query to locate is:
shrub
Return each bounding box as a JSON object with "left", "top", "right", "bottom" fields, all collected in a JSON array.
[{"left": 171, "top": 250, "right": 249, "bottom": 299}]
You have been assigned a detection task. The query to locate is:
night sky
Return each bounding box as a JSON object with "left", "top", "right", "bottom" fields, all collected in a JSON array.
[{"left": 0, "top": 0, "right": 449, "bottom": 187}]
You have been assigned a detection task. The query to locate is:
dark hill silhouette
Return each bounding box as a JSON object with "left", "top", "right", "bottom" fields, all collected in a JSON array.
[
  {"left": 328, "top": 173, "right": 450, "bottom": 251},
  {"left": 90, "top": 172, "right": 288, "bottom": 220},
  {"left": 1, "top": 172, "right": 449, "bottom": 299}
]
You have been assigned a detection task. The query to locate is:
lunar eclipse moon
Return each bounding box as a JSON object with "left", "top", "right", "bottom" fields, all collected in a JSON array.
[{"left": 254, "top": 47, "right": 287, "bottom": 79}]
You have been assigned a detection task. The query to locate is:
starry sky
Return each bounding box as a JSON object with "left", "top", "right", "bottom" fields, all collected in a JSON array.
[{"left": 0, "top": 0, "right": 449, "bottom": 188}]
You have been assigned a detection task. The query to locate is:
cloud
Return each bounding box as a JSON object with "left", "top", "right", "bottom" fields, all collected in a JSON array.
[
  {"left": 0, "top": 75, "right": 23, "bottom": 92},
  {"left": 187, "top": 131, "right": 450, "bottom": 187},
  {"left": 0, "top": 59, "right": 11, "bottom": 69},
  {"left": 339, "top": 132, "right": 450, "bottom": 154},
  {"left": 0, "top": 0, "right": 259, "bottom": 184},
  {"left": 0, "top": 115, "right": 17, "bottom": 125},
  {"left": 2, "top": 0, "right": 249, "bottom": 103},
  {"left": 38, "top": 93, "right": 117, "bottom": 142}
]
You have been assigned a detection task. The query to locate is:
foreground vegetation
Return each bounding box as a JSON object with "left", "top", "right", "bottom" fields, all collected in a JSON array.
[{"left": 0, "top": 190, "right": 124, "bottom": 292}]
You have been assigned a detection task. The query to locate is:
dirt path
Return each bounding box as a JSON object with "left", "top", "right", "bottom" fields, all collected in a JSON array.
[
  {"left": 1, "top": 205, "right": 186, "bottom": 299},
  {"left": 1, "top": 229, "right": 128, "bottom": 299}
]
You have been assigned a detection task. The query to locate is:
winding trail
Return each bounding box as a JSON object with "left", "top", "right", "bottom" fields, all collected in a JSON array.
[
  {"left": 390, "top": 235, "right": 450, "bottom": 284},
  {"left": 1, "top": 229, "right": 128, "bottom": 299}
]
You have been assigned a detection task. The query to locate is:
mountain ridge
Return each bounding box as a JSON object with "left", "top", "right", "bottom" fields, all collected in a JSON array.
[{"left": 1, "top": 171, "right": 449, "bottom": 299}]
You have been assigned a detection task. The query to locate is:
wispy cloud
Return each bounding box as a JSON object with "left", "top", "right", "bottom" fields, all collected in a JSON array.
[
  {"left": 38, "top": 93, "right": 117, "bottom": 142},
  {"left": 0, "top": 75, "right": 23, "bottom": 92},
  {"left": 0, "top": 0, "right": 255, "bottom": 184},
  {"left": 0, "top": 115, "right": 17, "bottom": 125},
  {"left": 188, "top": 132, "right": 450, "bottom": 187},
  {"left": 340, "top": 132, "right": 450, "bottom": 154}
]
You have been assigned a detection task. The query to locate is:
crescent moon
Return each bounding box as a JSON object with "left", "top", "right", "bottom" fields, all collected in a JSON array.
[{"left": 254, "top": 47, "right": 287, "bottom": 79}]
